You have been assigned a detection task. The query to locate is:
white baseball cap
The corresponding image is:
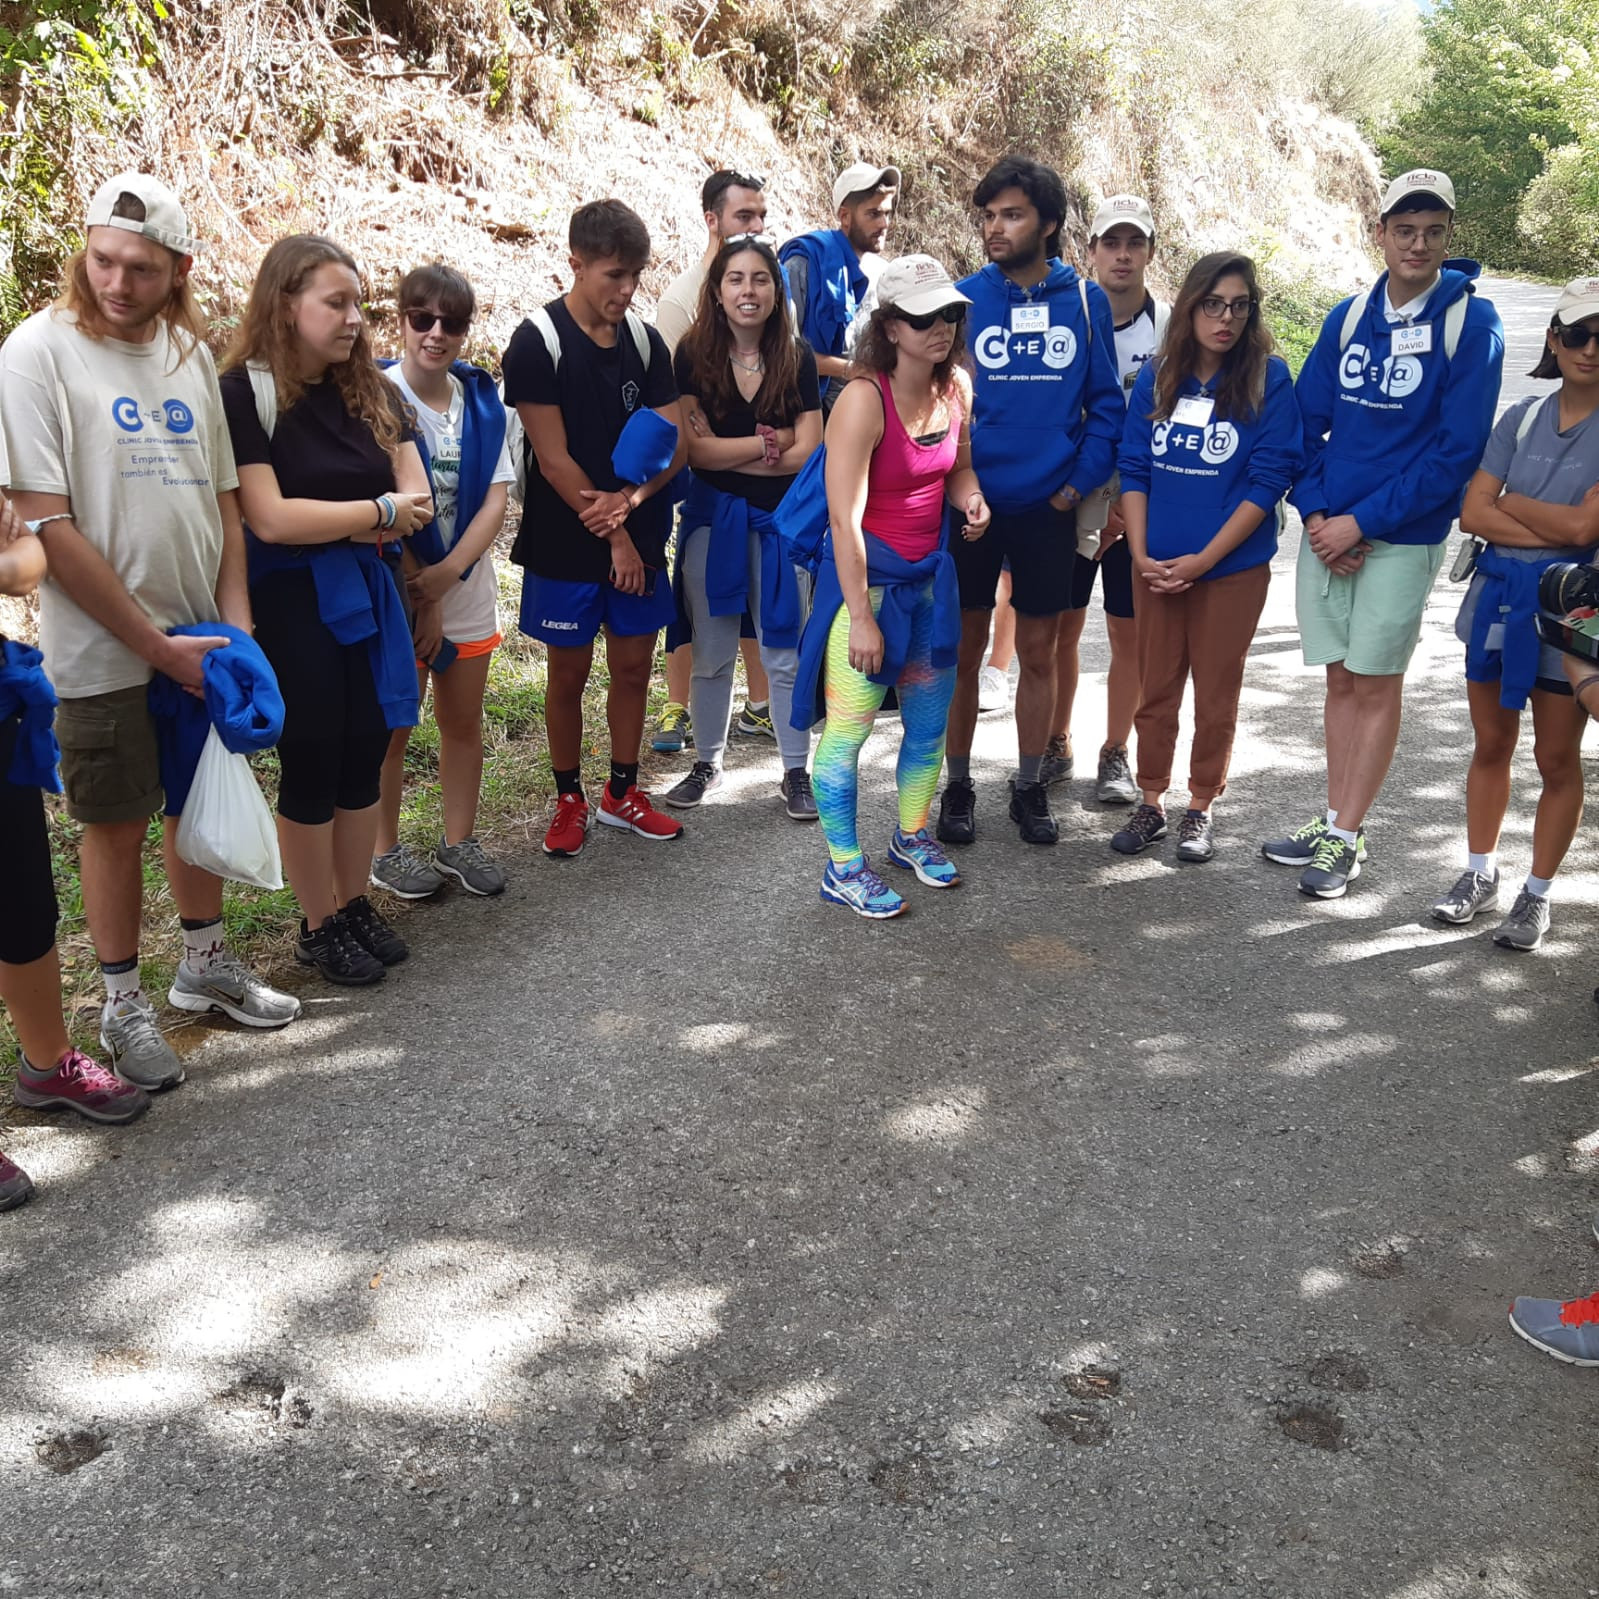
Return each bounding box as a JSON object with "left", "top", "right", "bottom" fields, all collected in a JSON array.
[
  {"left": 1554, "top": 276, "right": 1599, "bottom": 326},
  {"left": 1379, "top": 169, "right": 1456, "bottom": 217},
  {"left": 833, "top": 162, "right": 901, "bottom": 212},
  {"left": 86, "top": 172, "right": 197, "bottom": 257},
  {"left": 875, "top": 254, "right": 970, "bottom": 318},
  {"left": 1089, "top": 195, "right": 1155, "bottom": 240}
]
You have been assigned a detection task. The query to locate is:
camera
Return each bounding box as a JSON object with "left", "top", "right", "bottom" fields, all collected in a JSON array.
[{"left": 1535, "top": 562, "right": 1599, "bottom": 662}]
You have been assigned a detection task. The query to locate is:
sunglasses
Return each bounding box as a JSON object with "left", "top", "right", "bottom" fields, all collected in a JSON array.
[
  {"left": 1555, "top": 322, "right": 1599, "bottom": 350},
  {"left": 404, "top": 308, "right": 470, "bottom": 337},
  {"left": 894, "top": 304, "right": 966, "bottom": 331}
]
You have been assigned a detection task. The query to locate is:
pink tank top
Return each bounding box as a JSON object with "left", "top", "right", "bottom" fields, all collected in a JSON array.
[{"left": 861, "top": 371, "right": 962, "bottom": 561}]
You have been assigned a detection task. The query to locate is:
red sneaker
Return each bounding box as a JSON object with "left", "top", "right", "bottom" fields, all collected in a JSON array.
[
  {"left": 13, "top": 1048, "right": 150, "bottom": 1125},
  {"left": 598, "top": 783, "right": 685, "bottom": 841},
  {"left": 0, "top": 1152, "right": 33, "bottom": 1212},
  {"left": 542, "top": 792, "right": 592, "bottom": 858}
]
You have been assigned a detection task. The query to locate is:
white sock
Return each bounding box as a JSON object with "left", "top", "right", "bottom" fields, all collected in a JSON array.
[
  {"left": 1327, "top": 820, "right": 1358, "bottom": 846},
  {"left": 1467, "top": 852, "right": 1496, "bottom": 879},
  {"left": 1525, "top": 874, "right": 1553, "bottom": 899},
  {"left": 101, "top": 959, "right": 143, "bottom": 1010},
  {"left": 180, "top": 918, "right": 226, "bottom": 975}
]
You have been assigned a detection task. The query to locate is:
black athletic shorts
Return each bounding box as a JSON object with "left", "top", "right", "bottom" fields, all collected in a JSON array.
[
  {"left": 1068, "top": 536, "right": 1136, "bottom": 620},
  {"left": 954, "top": 501, "right": 1076, "bottom": 617},
  {"left": 0, "top": 715, "right": 59, "bottom": 967}
]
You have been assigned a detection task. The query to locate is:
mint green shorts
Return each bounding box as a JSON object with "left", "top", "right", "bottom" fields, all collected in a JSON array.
[{"left": 1295, "top": 536, "right": 1446, "bottom": 677}]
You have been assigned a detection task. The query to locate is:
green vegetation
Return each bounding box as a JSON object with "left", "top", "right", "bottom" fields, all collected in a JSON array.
[{"left": 1382, "top": 0, "right": 1599, "bottom": 277}]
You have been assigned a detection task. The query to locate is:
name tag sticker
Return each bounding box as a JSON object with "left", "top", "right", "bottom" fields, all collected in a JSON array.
[
  {"left": 1172, "top": 395, "right": 1215, "bottom": 427},
  {"left": 1393, "top": 323, "right": 1432, "bottom": 356},
  {"left": 1011, "top": 304, "right": 1049, "bottom": 334}
]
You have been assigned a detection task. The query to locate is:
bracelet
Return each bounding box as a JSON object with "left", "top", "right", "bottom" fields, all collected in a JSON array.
[
  {"left": 1575, "top": 673, "right": 1599, "bottom": 715},
  {"left": 23, "top": 513, "right": 74, "bottom": 534},
  {"left": 371, "top": 499, "right": 384, "bottom": 531},
  {"left": 373, "top": 494, "right": 397, "bottom": 531}
]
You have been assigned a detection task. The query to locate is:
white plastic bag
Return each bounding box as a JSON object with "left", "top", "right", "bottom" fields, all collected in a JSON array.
[{"left": 175, "top": 727, "right": 283, "bottom": 889}]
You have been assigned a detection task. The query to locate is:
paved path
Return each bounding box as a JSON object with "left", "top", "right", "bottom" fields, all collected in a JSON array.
[{"left": 4, "top": 275, "right": 1598, "bottom": 1598}]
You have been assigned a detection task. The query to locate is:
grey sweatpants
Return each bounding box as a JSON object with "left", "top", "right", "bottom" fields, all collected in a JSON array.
[{"left": 681, "top": 522, "right": 811, "bottom": 771}]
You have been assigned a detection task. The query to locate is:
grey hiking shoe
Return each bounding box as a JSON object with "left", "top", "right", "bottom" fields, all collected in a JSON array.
[
  {"left": 1175, "top": 809, "right": 1215, "bottom": 863},
  {"left": 666, "top": 761, "right": 723, "bottom": 809},
  {"left": 370, "top": 842, "right": 445, "bottom": 900},
  {"left": 168, "top": 956, "right": 301, "bottom": 1028},
  {"left": 1431, "top": 868, "right": 1499, "bottom": 925},
  {"left": 1299, "top": 833, "right": 1361, "bottom": 899},
  {"left": 100, "top": 997, "right": 184, "bottom": 1090},
  {"left": 433, "top": 835, "right": 506, "bottom": 896},
  {"left": 1040, "top": 733, "right": 1074, "bottom": 786},
  {"left": 1264, "top": 814, "right": 1367, "bottom": 867},
  {"left": 1492, "top": 888, "right": 1551, "bottom": 951},
  {"left": 1096, "top": 743, "right": 1138, "bottom": 805}
]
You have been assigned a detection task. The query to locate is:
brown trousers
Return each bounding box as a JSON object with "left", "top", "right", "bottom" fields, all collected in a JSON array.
[{"left": 1133, "top": 562, "right": 1270, "bottom": 809}]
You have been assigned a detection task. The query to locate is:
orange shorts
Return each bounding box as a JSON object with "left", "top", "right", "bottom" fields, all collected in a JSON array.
[{"left": 417, "top": 632, "right": 501, "bottom": 672}]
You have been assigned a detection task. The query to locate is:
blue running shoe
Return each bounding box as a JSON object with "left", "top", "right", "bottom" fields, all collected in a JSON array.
[
  {"left": 887, "top": 828, "right": 961, "bottom": 888},
  {"left": 1508, "top": 1290, "right": 1599, "bottom": 1366},
  {"left": 820, "top": 856, "right": 907, "bottom": 919}
]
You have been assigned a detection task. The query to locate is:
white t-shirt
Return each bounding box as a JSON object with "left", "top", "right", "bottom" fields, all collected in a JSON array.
[
  {"left": 0, "top": 308, "right": 238, "bottom": 696},
  {"left": 656, "top": 262, "right": 706, "bottom": 355},
  {"left": 384, "top": 366, "right": 514, "bottom": 645}
]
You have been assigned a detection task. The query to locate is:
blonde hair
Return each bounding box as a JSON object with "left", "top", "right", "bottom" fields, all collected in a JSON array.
[
  {"left": 221, "top": 234, "right": 404, "bottom": 455},
  {"left": 58, "top": 249, "right": 206, "bottom": 369}
]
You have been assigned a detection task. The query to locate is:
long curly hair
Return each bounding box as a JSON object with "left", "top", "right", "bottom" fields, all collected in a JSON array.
[
  {"left": 850, "top": 304, "right": 966, "bottom": 398},
  {"left": 681, "top": 237, "right": 807, "bottom": 425},
  {"left": 221, "top": 235, "right": 404, "bottom": 455},
  {"left": 1151, "top": 252, "right": 1274, "bottom": 424}
]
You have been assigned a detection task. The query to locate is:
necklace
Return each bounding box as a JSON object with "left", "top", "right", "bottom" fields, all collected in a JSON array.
[{"left": 729, "top": 349, "right": 765, "bottom": 374}]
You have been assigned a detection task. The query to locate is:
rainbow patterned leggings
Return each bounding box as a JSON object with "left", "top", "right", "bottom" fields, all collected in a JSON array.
[{"left": 813, "top": 581, "right": 956, "bottom": 867}]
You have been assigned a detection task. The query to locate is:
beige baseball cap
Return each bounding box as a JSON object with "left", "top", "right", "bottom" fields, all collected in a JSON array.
[
  {"left": 1379, "top": 169, "right": 1456, "bottom": 217},
  {"left": 1555, "top": 276, "right": 1599, "bottom": 326},
  {"left": 875, "top": 254, "right": 970, "bottom": 318},
  {"left": 1089, "top": 195, "right": 1155, "bottom": 239},
  {"left": 833, "top": 162, "right": 901, "bottom": 212},
  {"left": 86, "top": 172, "right": 196, "bottom": 257}
]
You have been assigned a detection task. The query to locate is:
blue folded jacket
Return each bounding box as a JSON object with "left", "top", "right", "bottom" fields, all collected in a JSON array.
[
  {"left": 0, "top": 638, "right": 60, "bottom": 792},
  {"left": 1467, "top": 545, "right": 1568, "bottom": 712},
  {"left": 148, "top": 623, "right": 286, "bottom": 816},
  {"left": 790, "top": 528, "right": 959, "bottom": 730},
  {"left": 703, "top": 489, "right": 802, "bottom": 650}
]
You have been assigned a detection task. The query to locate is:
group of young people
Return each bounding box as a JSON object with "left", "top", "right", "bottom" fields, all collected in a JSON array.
[{"left": 1, "top": 160, "right": 1597, "bottom": 1346}]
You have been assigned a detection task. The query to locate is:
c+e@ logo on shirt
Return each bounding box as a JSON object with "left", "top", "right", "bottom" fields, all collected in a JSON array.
[{"left": 111, "top": 396, "right": 197, "bottom": 435}]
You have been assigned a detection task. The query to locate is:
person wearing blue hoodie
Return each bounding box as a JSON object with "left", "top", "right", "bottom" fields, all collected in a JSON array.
[
  {"left": 373, "top": 264, "right": 516, "bottom": 901},
  {"left": 1112, "top": 253, "right": 1303, "bottom": 864},
  {"left": 1263, "top": 169, "right": 1505, "bottom": 899},
  {"left": 935, "top": 155, "right": 1124, "bottom": 848}
]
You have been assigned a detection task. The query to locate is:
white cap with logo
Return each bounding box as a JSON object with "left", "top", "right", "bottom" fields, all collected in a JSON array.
[
  {"left": 1379, "top": 169, "right": 1457, "bottom": 218},
  {"left": 874, "top": 254, "right": 971, "bottom": 318},
  {"left": 1555, "top": 276, "right": 1599, "bottom": 326},
  {"left": 1089, "top": 195, "right": 1155, "bottom": 240},
  {"left": 86, "top": 172, "right": 197, "bottom": 257},
  {"left": 833, "top": 162, "right": 901, "bottom": 212}
]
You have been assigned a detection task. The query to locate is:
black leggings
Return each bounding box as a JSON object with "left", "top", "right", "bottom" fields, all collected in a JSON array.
[
  {"left": 0, "top": 716, "right": 59, "bottom": 967},
  {"left": 251, "top": 567, "right": 392, "bottom": 826}
]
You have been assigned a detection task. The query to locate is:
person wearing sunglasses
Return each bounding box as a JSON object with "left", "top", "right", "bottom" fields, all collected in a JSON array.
[
  {"left": 791, "top": 255, "right": 989, "bottom": 918},
  {"left": 369, "top": 264, "right": 517, "bottom": 901},
  {"left": 650, "top": 169, "right": 774, "bottom": 764},
  {"left": 1264, "top": 168, "right": 1505, "bottom": 900},
  {"left": 665, "top": 235, "right": 822, "bottom": 818},
  {"left": 1427, "top": 276, "right": 1599, "bottom": 951},
  {"left": 935, "top": 155, "right": 1123, "bottom": 850},
  {"left": 1112, "top": 254, "right": 1302, "bottom": 863}
]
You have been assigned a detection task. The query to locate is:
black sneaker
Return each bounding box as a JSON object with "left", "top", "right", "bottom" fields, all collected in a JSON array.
[
  {"left": 296, "top": 913, "right": 385, "bottom": 986},
  {"left": 936, "top": 778, "right": 976, "bottom": 845},
  {"left": 780, "top": 767, "right": 818, "bottom": 820},
  {"left": 665, "top": 761, "right": 723, "bottom": 809},
  {"left": 343, "top": 894, "right": 409, "bottom": 966},
  {"left": 1008, "top": 779, "right": 1059, "bottom": 845},
  {"left": 1111, "top": 803, "right": 1168, "bottom": 855}
]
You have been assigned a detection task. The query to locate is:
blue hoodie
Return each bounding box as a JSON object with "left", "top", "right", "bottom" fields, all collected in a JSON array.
[
  {"left": 1119, "top": 356, "right": 1304, "bottom": 578},
  {"left": 956, "top": 260, "right": 1124, "bottom": 514},
  {"left": 1290, "top": 263, "right": 1505, "bottom": 545}
]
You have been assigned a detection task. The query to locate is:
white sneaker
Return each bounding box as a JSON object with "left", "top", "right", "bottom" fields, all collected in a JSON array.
[{"left": 977, "top": 663, "right": 1010, "bottom": 713}]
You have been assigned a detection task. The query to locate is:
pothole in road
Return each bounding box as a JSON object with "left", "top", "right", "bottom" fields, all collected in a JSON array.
[
  {"left": 215, "top": 1372, "right": 313, "bottom": 1428},
  {"left": 867, "top": 1455, "right": 950, "bottom": 1507},
  {"left": 1306, "top": 1351, "right": 1371, "bottom": 1393},
  {"left": 36, "top": 1428, "right": 108, "bottom": 1475},
  {"left": 1273, "top": 1401, "right": 1349, "bottom": 1451},
  {"left": 1039, "top": 1406, "right": 1113, "bottom": 1446},
  {"left": 1061, "top": 1363, "right": 1122, "bottom": 1400},
  {"left": 1350, "top": 1239, "right": 1408, "bottom": 1278}
]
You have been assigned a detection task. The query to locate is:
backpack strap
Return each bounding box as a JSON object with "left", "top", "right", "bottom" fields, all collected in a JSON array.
[
  {"left": 1078, "top": 277, "right": 1091, "bottom": 343},
  {"left": 1152, "top": 299, "right": 1171, "bottom": 352},
  {"left": 624, "top": 309, "right": 652, "bottom": 368},
  {"left": 1337, "top": 290, "right": 1370, "bottom": 352},
  {"left": 1516, "top": 392, "right": 1552, "bottom": 446},
  {"left": 1442, "top": 293, "right": 1468, "bottom": 361},
  {"left": 530, "top": 306, "right": 563, "bottom": 373},
  {"left": 245, "top": 359, "right": 277, "bottom": 440}
]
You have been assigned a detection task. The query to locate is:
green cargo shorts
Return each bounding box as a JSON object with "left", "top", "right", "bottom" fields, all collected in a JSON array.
[
  {"left": 1296, "top": 535, "right": 1446, "bottom": 677},
  {"left": 55, "top": 683, "right": 163, "bottom": 824}
]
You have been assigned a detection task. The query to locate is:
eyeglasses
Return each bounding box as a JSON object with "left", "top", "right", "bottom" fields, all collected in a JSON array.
[
  {"left": 1555, "top": 322, "right": 1599, "bottom": 350},
  {"left": 893, "top": 304, "right": 966, "bottom": 331},
  {"left": 1385, "top": 224, "right": 1450, "bottom": 249},
  {"left": 404, "top": 308, "right": 470, "bottom": 337},
  {"left": 1198, "top": 296, "right": 1254, "bottom": 321}
]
